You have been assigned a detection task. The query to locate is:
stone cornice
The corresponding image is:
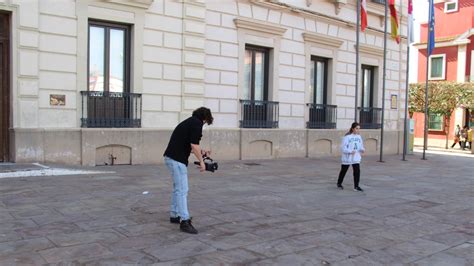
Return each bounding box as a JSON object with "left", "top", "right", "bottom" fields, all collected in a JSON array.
[
  {"left": 101, "top": 0, "right": 153, "bottom": 9},
  {"left": 357, "top": 43, "right": 384, "bottom": 56},
  {"left": 303, "top": 31, "right": 344, "bottom": 47},
  {"left": 234, "top": 17, "right": 287, "bottom": 36}
]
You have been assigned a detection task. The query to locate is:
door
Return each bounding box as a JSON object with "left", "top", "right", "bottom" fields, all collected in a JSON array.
[{"left": 0, "top": 12, "right": 10, "bottom": 162}]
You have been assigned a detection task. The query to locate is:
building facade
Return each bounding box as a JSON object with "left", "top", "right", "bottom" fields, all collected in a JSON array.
[
  {"left": 413, "top": 0, "right": 474, "bottom": 148},
  {"left": 0, "top": 0, "right": 408, "bottom": 165}
]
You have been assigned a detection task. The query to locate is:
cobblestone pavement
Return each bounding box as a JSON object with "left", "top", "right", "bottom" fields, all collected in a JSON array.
[{"left": 0, "top": 153, "right": 473, "bottom": 265}]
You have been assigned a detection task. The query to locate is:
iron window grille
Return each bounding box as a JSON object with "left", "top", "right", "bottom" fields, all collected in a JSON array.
[
  {"left": 358, "top": 107, "right": 382, "bottom": 129},
  {"left": 307, "top": 104, "right": 337, "bottom": 129},
  {"left": 240, "top": 100, "right": 279, "bottom": 128}
]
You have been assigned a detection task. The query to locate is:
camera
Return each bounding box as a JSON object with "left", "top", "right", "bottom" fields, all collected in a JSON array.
[{"left": 194, "top": 155, "right": 218, "bottom": 172}]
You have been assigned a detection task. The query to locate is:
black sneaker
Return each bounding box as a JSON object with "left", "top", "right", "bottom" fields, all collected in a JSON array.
[
  {"left": 170, "top": 216, "right": 180, "bottom": 224},
  {"left": 354, "top": 187, "right": 364, "bottom": 192},
  {"left": 337, "top": 184, "right": 344, "bottom": 190},
  {"left": 180, "top": 219, "right": 198, "bottom": 234}
]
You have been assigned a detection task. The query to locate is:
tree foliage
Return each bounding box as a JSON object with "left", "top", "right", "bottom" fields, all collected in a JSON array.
[{"left": 409, "top": 81, "right": 473, "bottom": 117}]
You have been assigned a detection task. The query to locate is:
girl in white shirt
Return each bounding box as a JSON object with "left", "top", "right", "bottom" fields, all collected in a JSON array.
[{"left": 337, "top": 122, "right": 365, "bottom": 192}]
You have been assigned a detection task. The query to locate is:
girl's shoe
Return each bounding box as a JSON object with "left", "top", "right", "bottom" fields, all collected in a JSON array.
[{"left": 354, "top": 187, "right": 364, "bottom": 192}]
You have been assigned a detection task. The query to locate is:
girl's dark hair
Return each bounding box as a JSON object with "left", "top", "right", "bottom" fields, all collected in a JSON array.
[
  {"left": 192, "top": 107, "right": 214, "bottom": 125},
  {"left": 345, "top": 122, "right": 360, "bottom": 136}
]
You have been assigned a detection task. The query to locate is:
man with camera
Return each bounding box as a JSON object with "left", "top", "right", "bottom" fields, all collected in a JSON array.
[{"left": 163, "top": 107, "right": 213, "bottom": 234}]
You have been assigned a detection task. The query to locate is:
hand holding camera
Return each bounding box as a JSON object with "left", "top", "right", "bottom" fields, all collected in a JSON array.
[{"left": 194, "top": 155, "right": 218, "bottom": 172}]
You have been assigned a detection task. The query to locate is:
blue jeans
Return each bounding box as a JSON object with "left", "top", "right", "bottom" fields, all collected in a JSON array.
[{"left": 164, "top": 156, "right": 190, "bottom": 220}]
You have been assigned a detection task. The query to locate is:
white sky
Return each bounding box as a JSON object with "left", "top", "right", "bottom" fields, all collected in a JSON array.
[{"left": 409, "top": 0, "right": 430, "bottom": 83}]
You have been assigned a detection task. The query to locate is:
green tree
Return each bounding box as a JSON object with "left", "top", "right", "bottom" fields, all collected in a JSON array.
[{"left": 409, "top": 81, "right": 473, "bottom": 149}]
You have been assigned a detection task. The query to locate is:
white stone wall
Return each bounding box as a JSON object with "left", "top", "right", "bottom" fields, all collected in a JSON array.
[{"left": 1, "top": 0, "right": 408, "bottom": 131}]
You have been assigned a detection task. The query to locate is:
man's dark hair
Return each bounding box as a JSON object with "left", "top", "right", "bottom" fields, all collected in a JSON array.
[{"left": 192, "top": 107, "right": 213, "bottom": 125}]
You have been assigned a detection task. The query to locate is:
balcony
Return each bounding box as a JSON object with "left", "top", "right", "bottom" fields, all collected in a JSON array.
[
  {"left": 306, "top": 104, "right": 337, "bottom": 129},
  {"left": 358, "top": 107, "right": 382, "bottom": 129},
  {"left": 371, "top": 0, "right": 385, "bottom": 4},
  {"left": 80, "top": 91, "right": 142, "bottom": 128},
  {"left": 240, "top": 100, "right": 279, "bottom": 128}
]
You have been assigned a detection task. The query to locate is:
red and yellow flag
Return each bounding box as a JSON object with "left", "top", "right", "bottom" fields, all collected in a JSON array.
[{"left": 389, "top": 0, "right": 400, "bottom": 44}]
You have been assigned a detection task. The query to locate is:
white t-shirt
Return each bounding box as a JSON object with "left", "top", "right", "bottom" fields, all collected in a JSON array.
[{"left": 341, "top": 134, "right": 365, "bottom": 165}]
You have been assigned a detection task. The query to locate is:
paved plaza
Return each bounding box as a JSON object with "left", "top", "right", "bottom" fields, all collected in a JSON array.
[{"left": 0, "top": 152, "right": 473, "bottom": 265}]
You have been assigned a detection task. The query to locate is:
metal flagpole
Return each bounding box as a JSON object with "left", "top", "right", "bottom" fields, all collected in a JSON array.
[
  {"left": 379, "top": 0, "right": 388, "bottom": 163},
  {"left": 403, "top": 2, "right": 411, "bottom": 161},
  {"left": 403, "top": 44, "right": 410, "bottom": 161},
  {"left": 423, "top": 0, "right": 433, "bottom": 160},
  {"left": 355, "top": 0, "right": 361, "bottom": 122}
]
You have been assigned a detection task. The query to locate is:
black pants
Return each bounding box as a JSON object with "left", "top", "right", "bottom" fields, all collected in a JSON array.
[
  {"left": 337, "top": 164, "right": 360, "bottom": 188},
  {"left": 451, "top": 139, "right": 462, "bottom": 148}
]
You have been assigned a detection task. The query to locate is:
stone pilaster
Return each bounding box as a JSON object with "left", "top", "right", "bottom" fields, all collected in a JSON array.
[{"left": 180, "top": 1, "right": 206, "bottom": 120}]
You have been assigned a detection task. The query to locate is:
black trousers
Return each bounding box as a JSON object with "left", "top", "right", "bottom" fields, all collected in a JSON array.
[{"left": 337, "top": 164, "right": 360, "bottom": 188}]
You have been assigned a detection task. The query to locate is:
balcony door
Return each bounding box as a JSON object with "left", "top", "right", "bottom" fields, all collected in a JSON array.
[
  {"left": 244, "top": 45, "right": 269, "bottom": 101},
  {"left": 361, "top": 65, "right": 374, "bottom": 108},
  {"left": 311, "top": 56, "right": 328, "bottom": 105},
  {"left": 0, "top": 12, "right": 10, "bottom": 161},
  {"left": 360, "top": 65, "right": 380, "bottom": 128},
  {"left": 242, "top": 45, "right": 275, "bottom": 128},
  {"left": 86, "top": 20, "right": 132, "bottom": 128}
]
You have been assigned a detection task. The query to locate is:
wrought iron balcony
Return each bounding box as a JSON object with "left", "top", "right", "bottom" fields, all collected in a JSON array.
[
  {"left": 240, "top": 99, "right": 279, "bottom": 128},
  {"left": 306, "top": 104, "right": 337, "bottom": 129},
  {"left": 358, "top": 107, "right": 382, "bottom": 129},
  {"left": 371, "top": 0, "right": 386, "bottom": 4},
  {"left": 80, "top": 91, "right": 142, "bottom": 128}
]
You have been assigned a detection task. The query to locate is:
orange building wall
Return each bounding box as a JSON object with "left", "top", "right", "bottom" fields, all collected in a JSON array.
[
  {"left": 413, "top": 112, "right": 457, "bottom": 142},
  {"left": 414, "top": 1, "right": 474, "bottom": 144},
  {"left": 420, "top": 1, "right": 474, "bottom": 43},
  {"left": 417, "top": 46, "right": 458, "bottom": 82},
  {"left": 467, "top": 36, "right": 474, "bottom": 79}
]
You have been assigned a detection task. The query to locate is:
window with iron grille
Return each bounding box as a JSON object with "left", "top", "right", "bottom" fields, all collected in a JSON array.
[
  {"left": 240, "top": 45, "right": 278, "bottom": 128},
  {"left": 307, "top": 56, "right": 337, "bottom": 129},
  {"left": 83, "top": 20, "right": 141, "bottom": 128}
]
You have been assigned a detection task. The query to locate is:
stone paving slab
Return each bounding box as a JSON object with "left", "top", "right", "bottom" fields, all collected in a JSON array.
[{"left": 0, "top": 153, "right": 472, "bottom": 264}]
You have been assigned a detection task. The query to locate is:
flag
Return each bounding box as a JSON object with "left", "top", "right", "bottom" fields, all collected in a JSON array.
[
  {"left": 427, "top": 0, "right": 435, "bottom": 56},
  {"left": 361, "top": 0, "right": 367, "bottom": 32},
  {"left": 389, "top": 0, "right": 400, "bottom": 44},
  {"left": 408, "top": 0, "right": 414, "bottom": 43}
]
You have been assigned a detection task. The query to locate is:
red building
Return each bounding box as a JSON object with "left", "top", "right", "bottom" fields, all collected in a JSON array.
[{"left": 413, "top": 0, "right": 474, "bottom": 148}]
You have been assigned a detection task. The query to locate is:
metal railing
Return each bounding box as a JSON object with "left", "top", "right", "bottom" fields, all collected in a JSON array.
[
  {"left": 80, "top": 91, "right": 142, "bottom": 128},
  {"left": 240, "top": 99, "right": 279, "bottom": 128},
  {"left": 306, "top": 104, "right": 337, "bottom": 129},
  {"left": 358, "top": 107, "right": 382, "bottom": 129},
  {"left": 371, "top": 0, "right": 386, "bottom": 4}
]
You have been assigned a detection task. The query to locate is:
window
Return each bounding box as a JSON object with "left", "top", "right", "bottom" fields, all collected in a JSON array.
[
  {"left": 244, "top": 45, "right": 269, "bottom": 101},
  {"left": 361, "top": 65, "right": 374, "bottom": 108},
  {"left": 429, "top": 54, "right": 446, "bottom": 80},
  {"left": 428, "top": 113, "right": 444, "bottom": 131},
  {"left": 240, "top": 45, "right": 278, "bottom": 128},
  {"left": 83, "top": 20, "right": 141, "bottom": 128},
  {"left": 444, "top": 0, "right": 458, "bottom": 13},
  {"left": 88, "top": 20, "right": 131, "bottom": 92},
  {"left": 310, "top": 56, "right": 328, "bottom": 105}
]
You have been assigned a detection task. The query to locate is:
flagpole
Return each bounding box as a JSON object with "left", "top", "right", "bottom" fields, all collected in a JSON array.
[
  {"left": 403, "top": 2, "right": 411, "bottom": 161},
  {"left": 403, "top": 42, "right": 410, "bottom": 161},
  {"left": 355, "top": 0, "right": 360, "bottom": 122},
  {"left": 379, "top": 0, "right": 388, "bottom": 163},
  {"left": 423, "top": 0, "right": 433, "bottom": 160}
]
